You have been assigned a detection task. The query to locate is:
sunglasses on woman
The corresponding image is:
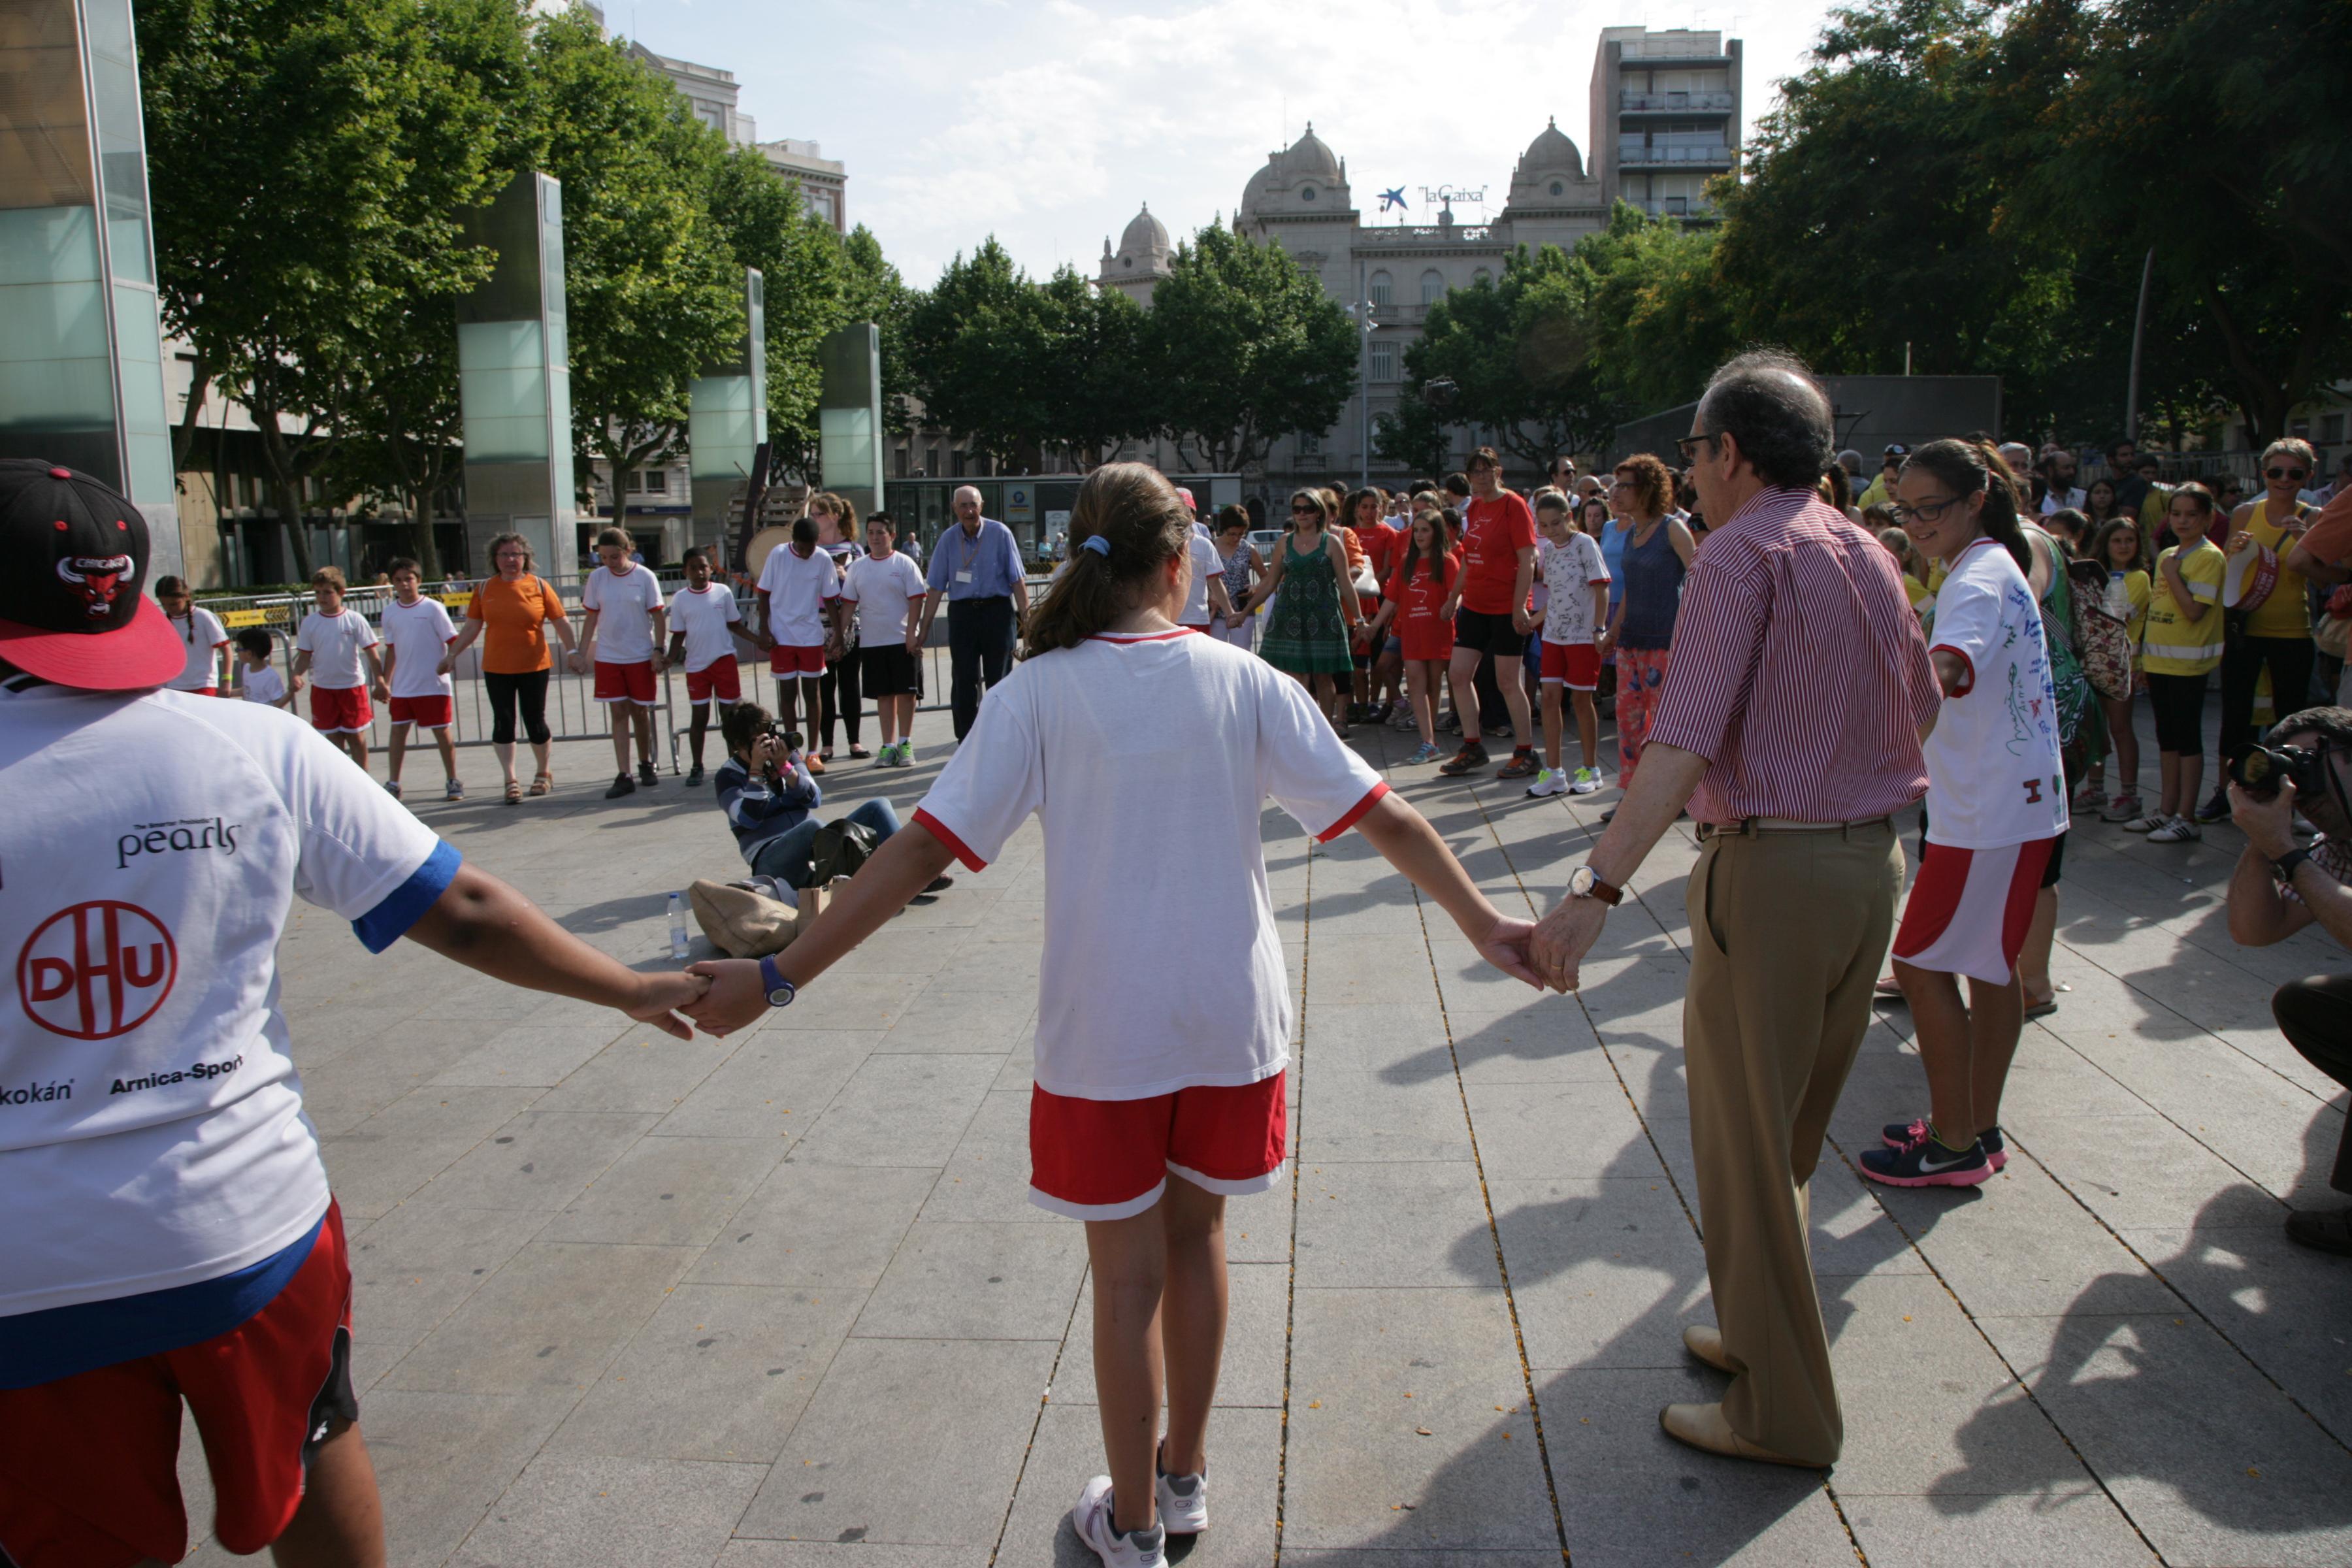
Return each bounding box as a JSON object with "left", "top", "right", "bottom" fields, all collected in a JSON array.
[{"left": 2268, "top": 466, "right": 2308, "bottom": 482}]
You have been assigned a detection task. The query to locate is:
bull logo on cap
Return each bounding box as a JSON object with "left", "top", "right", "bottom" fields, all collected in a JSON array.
[{"left": 57, "top": 553, "right": 135, "bottom": 617}]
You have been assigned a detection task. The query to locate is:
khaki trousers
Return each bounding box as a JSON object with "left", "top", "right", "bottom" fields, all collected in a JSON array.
[{"left": 1684, "top": 819, "right": 1901, "bottom": 1465}]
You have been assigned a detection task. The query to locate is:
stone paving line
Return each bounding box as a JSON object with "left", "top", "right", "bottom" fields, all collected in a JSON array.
[{"left": 165, "top": 699, "right": 2352, "bottom": 1567}]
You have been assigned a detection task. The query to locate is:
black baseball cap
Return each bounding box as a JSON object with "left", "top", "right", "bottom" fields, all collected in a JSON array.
[{"left": 0, "top": 459, "right": 184, "bottom": 689}]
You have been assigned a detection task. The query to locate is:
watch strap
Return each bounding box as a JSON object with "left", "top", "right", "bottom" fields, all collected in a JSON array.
[
  {"left": 757, "top": 953, "right": 796, "bottom": 1005},
  {"left": 1576, "top": 866, "right": 1624, "bottom": 906},
  {"left": 2274, "top": 846, "right": 2313, "bottom": 884}
]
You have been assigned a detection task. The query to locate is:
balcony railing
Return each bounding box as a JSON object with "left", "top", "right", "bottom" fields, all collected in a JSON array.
[
  {"left": 1616, "top": 143, "right": 1733, "bottom": 167},
  {"left": 1633, "top": 198, "right": 1717, "bottom": 218},
  {"left": 1619, "top": 90, "right": 1733, "bottom": 112},
  {"left": 1357, "top": 223, "right": 1495, "bottom": 244}
]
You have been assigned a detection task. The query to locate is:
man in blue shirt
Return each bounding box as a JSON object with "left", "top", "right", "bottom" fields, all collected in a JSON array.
[{"left": 917, "top": 486, "right": 1031, "bottom": 740}]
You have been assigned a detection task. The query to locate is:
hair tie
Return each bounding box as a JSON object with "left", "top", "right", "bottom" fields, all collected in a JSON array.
[{"left": 1080, "top": 535, "right": 1111, "bottom": 557}]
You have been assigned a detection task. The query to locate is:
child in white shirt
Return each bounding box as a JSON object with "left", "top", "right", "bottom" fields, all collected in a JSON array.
[
  {"left": 379, "top": 558, "right": 462, "bottom": 801},
  {"left": 679, "top": 465, "right": 1540, "bottom": 1567},
  {"left": 1528, "top": 491, "right": 1612, "bottom": 798},
  {"left": 291, "top": 566, "right": 384, "bottom": 770},
  {"left": 233, "top": 629, "right": 295, "bottom": 710}
]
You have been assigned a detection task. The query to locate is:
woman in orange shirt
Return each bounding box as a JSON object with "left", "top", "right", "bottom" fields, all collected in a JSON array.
[{"left": 439, "top": 532, "right": 579, "bottom": 804}]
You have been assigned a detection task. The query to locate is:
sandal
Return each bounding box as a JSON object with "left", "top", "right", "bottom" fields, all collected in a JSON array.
[
  {"left": 504, "top": 779, "right": 523, "bottom": 806},
  {"left": 529, "top": 771, "right": 552, "bottom": 797}
]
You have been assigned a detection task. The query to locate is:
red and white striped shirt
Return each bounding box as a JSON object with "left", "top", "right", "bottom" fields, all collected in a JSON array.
[{"left": 1647, "top": 486, "right": 1938, "bottom": 826}]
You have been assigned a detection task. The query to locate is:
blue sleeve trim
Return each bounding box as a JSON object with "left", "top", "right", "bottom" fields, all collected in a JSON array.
[{"left": 351, "top": 840, "right": 462, "bottom": 953}]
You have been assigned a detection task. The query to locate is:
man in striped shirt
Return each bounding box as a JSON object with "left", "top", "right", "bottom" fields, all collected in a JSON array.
[{"left": 1531, "top": 350, "right": 1940, "bottom": 1470}]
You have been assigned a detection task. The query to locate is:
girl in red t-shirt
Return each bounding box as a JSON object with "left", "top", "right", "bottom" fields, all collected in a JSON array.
[{"left": 1369, "top": 509, "right": 1458, "bottom": 763}]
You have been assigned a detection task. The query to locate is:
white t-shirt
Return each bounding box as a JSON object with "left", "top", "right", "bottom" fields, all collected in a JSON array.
[
  {"left": 294, "top": 607, "right": 378, "bottom": 690},
  {"left": 1921, "top": 536, "right": 2070, "bottom": 849},
  {"left": 240, "top": 664, "right": 287, "bottom": 707},
  {"left": 166, "top": 607, "right": 229, "bottom": 691},
  {"left": 1540, "top": 533, "right": 1610, "bottom": 645},
  {"left": 582, "top": 563, "right": 664, "bottom": 665},
  {"left": 914, "top": 630, "right": 1386, "bottom": 1100},
  {"left": 842, "top": 551, "right": 928, "bottom": 646},
  {"left": 380, "top": 596, "right": 457, "bottom": 700},
  {"left": 757, "top": 544, "right": 841, "bottom": 648},
  {"left": 0, "top": 683, "right": 448, "bottom": 1315},
  {"left": 1180, "top": 532, "right": 1224, "bottom": 626},
  {"left": 668, "top": 583, "right": 744, "bottom": 672}
]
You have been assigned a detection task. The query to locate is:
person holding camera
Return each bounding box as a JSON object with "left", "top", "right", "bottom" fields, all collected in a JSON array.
[
  {"left": 713, "top": 701, "right": 949, "bottom": 894},
  {"left": 2223, "top": 706, "right": 2352, "bottom": 1256}
]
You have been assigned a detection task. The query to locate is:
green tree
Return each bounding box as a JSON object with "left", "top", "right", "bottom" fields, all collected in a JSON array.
[
  {"left": 1572, "top": 204, "right": 1740, "bottom": 414},
  {"left": 904, "top": 239, "right": 1048, "bottom": 470},
  {"left": 1032, "top": 267, "right": 1154, "bottom": 468},
  {"left": 1396, "top": 246, "right": 1626, "bottom": 468},
  {"left": 143, "top": 0, "right": 529, "bottom": 579},
  {"left": 523, "top": 9, "right": 742, "bottom": 511},
  {"left": 2028, "top": 0, "right": 2352, "bottom": 444},
  {"left": 1145, "top": 223, "right": 1358, "bottom": 472},
  {"left": 1371, "top": 391, "right": 1452, "bottom": 478}
]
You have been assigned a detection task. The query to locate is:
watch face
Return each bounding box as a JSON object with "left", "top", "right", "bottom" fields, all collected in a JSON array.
[{"left": 1571, "top": 867, "right": 1595, "bottom": 896}]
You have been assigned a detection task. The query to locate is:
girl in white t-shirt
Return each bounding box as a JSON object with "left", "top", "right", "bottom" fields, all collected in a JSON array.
[
  {"left": 1865, "top": 439, "right": 2067, "bottom": 1192},
  {"left": 155, "top": 576, "right": 229, "bottom": 694},
  {"left": 683, "top": 464, "right": 1540, "bottom": 1568}
]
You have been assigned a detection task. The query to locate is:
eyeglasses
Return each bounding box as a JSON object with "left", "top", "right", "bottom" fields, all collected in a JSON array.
[
  {"left": 1290, "top": 504, "right": 1320, "bottom": 515},
  {"left": 1888, "top": 497, "right": 1963, "bottom": 526},
  {"left": 1609, "top": 478, "right": 1637, "bottom": 491},
  {"left": 2268, "top": 466, "right": 2309, "bottom": 482},
  {"left": 1674, "top": 432, "right": 1721, "bottom": 462}
]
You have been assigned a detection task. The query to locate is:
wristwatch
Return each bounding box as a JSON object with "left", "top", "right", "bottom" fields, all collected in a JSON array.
[
  {"left": 757, "top": 954, "right": 798, "bottom": 1009},
  {"left": 1568, "top": 866, "right": 1623, "bottom": 906},
  {"left": 2272, "top": 847, "right": 2313, "bottom": 885}
]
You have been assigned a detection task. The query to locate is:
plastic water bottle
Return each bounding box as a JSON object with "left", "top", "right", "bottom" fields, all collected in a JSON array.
[{"left": 667, "top": 891, "right": 690, "bottom": 960}]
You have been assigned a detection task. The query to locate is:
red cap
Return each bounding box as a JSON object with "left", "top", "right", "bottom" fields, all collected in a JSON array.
[{"left": 0, "top": 460, "right": 186, "bottom": 690}]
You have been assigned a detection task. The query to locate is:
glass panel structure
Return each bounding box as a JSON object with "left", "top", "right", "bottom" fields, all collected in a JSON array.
[
  {"left": 817, "top": 321, "right": 883, "bottom": 522},
  {"left": 0, "top": 0, "right": 180, "bottom": 574},
  {"left": 688, "top": 269, "right": 765, "bottom": 557},
  {"left": 456, "top": 172, "right": 576, "bottom": 578}
]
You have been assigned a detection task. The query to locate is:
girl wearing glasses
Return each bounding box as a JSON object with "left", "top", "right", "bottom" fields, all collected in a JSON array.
[
  {"left": 1242, "top": 488, "right": 1362, "bottom": 732},
  {"left": 2200, "top": 438, "right": 2323, "bottom": 826}
]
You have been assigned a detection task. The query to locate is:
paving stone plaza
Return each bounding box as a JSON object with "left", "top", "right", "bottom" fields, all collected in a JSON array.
[{"left": 186, "top": 702, "right": 2352, "bottom": 1567}]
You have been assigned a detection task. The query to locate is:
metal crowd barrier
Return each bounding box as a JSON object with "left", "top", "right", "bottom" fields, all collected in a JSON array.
[{"left": 208, "top": 572, "right": 1058, "bottom": 770}]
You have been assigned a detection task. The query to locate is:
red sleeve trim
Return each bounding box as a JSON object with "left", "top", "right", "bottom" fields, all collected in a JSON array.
[
  {"left": 1929, "top": 644, "right": 1976, "bottom": 697},
  {"left": 1315, "top": 780, "right": 1392, "bottom": 843},
  {"left": 913, "top": 807, "right": 988, "bottom": 872}
]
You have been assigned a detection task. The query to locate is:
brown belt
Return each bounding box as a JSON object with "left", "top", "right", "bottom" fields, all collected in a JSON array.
[{"left": 1695, "top": 815, "right": 1893, "bottom": 841}]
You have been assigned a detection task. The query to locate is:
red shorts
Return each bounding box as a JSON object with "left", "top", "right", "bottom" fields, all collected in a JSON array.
[
  {"left": 1539, "top": 640, "right": 1601, "bottom": 689},
  {"left": 0, "top": 1203, "right": 357, "bottom": 1568},
  {"left": 770, "top": 643, "right": 825, "bottom": 678},
  {"left": 1028, "top": 1073, "right": 1288, "bottom": 1220},
  {"left": 1892, "top": 838, "right": 2056, "bottom": 985},
  {"left": 593, "top": 659, "right": 657, "bottom": 706},
  {"left": 307, "top": 684, "right": 370, "bottom": 734},
  {"left": 387, "top": 693, "right": 452, "bottom": 729},
  {"left": 685, "top": 659, "right": 742, "bottom": 705}
]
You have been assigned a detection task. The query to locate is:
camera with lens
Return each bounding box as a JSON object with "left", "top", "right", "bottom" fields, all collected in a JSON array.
[
  {"left": 762, "top": 723, "right": 805, "bottom": 754},
  {"left": 2230, "top": 742, "right": 2327, "bottom": 800}
]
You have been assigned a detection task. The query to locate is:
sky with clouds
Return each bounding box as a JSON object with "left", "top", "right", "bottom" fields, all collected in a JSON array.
[{"left": 610, "top": 0, "right": 1837, "bottom": 288}]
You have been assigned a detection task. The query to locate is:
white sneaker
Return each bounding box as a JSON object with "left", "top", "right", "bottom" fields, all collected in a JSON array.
[
  {"left": 1156, "top": 1463, "right": 1207, "bottom": 1535},
  {"left": 1570, "top": 766, "right": 1602, "bottom": 795},
  {"left": 1524, "top": 767, "right": 1567, "bottom": 798},
  {"left": 1071, "top": 1477, "right": 1165, "bottom": 1566},
  {"left": 2146, "top": 814, "right": 2202, "bottom": 843},
  {"left": 894, "top": 742, "right": 917, "bottom": 768},
  {"left": 2119, "top": 812, "right": 2170, "bottom": 834}
]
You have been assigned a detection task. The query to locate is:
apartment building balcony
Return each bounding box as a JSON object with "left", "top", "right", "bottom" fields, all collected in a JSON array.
[
  {"left": 1615, "top": 144, "right": 1735, "bottom": 169},
  {"left": 1618, "top": 90, "right": 1735, "bottom": 112}
]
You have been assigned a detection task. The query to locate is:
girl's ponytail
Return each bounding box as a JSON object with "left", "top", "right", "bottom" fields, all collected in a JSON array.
[{"left": 1022, "top": 464, "right": 1194, "bottom": 655}]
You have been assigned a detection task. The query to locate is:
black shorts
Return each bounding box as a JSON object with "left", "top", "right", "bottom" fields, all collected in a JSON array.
[
  {"left": 860, "top": 642, "right": 921, "bottom": 697},
  {"left": 2146, "top": 671, "right": 2208, "bottom": 755},
  {"left": 1451, "top": 606, "right": 1522, "bottom": 656},
  {"left": 2041, "top": 830, "right": 2066, "bottom": 888}
]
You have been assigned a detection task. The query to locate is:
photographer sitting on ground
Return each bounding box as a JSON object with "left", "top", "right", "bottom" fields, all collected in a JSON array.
[
  {"left": 2224, "top": 704, "right": 2352, "bottom": 1256},
  {"left": 714, "top": 700, "right": 951, "bottom": 894}
]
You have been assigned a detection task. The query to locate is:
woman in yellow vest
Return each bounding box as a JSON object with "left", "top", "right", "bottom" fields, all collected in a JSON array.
[
  {"left": 2198, "top": 438, "right": 2321, "bottom": 823},
  {"left": 2126, "top": 484, "right": 2227, "bottom": 842}
]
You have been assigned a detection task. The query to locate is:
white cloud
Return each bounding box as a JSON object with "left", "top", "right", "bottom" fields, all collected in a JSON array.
[{"left": 623, "top": 0, "right": 1834, "bottom": 286}]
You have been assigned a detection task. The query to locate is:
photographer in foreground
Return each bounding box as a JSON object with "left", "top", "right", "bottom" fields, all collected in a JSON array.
[
  {"left": 713, "top": 701, "right": 950, "bottom": 895},
  {"left": 2223, "top": 706, "right": 2352, "bottom": 1255}
]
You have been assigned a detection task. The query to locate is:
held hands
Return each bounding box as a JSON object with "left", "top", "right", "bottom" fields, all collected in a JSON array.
[
  {"left": 566, "top": 649, "right": 589, "bottom": 676},
  {"left": 1468, "top": 912, "right": 1543, "bottom": 988},
  {"left": 435, "top": 654, "right": 455, "bottom": 678},
  {"left": 370, "top": 678, "right": 389, "bottom": 703},
  {"left": 680, "top": 959, "right": 770, "bottom": 1036},
  {"left": 627, "top": 970, "right": 712, "bottom": 1039},
  {"left": 649, "top": 650, "right": 668, "bottom": 675},
  {"left": 2229, "top": 778, "right": 2299, "bottom": 860},
  {"left": 1511, "top": 608, "right": 1534, "bottom": 636},
  {"left": 1529, "top": 894, "right": 1609, "bottom": 993}
]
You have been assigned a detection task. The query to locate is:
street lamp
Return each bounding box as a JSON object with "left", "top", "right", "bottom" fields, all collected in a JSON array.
[{"left": 1352, "top": 262, "right": 1382, "bottom": 487}]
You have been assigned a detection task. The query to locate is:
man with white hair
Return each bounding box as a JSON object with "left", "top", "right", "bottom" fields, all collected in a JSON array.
[{"left": 917, "top": 485, "right": 1030, "bottom": 741}]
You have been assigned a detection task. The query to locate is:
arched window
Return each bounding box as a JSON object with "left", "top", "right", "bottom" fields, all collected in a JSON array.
[
  {"left": 1420, "top": 269, "right": 1446, "bottom": 305},
  {"left": 1369, "top": 270, "right": 1393, "bottom": 307},
  {"left": 1548, "top": 180, "right": 1564, "bottom": 197},
  {"left": 1301, "top": 184, "right": 1318, "bottom": 201}
]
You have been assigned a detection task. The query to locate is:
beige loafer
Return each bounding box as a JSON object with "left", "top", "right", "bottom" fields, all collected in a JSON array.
[
  {"left": 1658, "top": 1401, "right": 1827, "bottom": 1469},
  {"left": 1682, "top": 1323, "right": 1736, "bottom": 1374}
]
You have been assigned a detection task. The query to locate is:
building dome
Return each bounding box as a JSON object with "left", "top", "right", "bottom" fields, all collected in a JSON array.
[
  {"left": 1116, "top": 203, "right": 1169, "bottom": 267},
  {"left": 1239, "top": 123, "right": 1352, "bottom": 223},
  {"left": 1507, "top": 116, "right": 1591, "bottom": 203}
]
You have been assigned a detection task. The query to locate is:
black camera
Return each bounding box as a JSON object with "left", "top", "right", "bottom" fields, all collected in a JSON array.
[
  {"left": 2230, "top": 742, "right": 2327, "bottom": 800},
  {"left": 762, "top": 723, "right": 804, "bottom": 754}
]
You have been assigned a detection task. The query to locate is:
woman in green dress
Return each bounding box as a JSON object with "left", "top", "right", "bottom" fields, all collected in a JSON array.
[{"left": 1244, "top": 489, "right": 1363, "bottom": 731}]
